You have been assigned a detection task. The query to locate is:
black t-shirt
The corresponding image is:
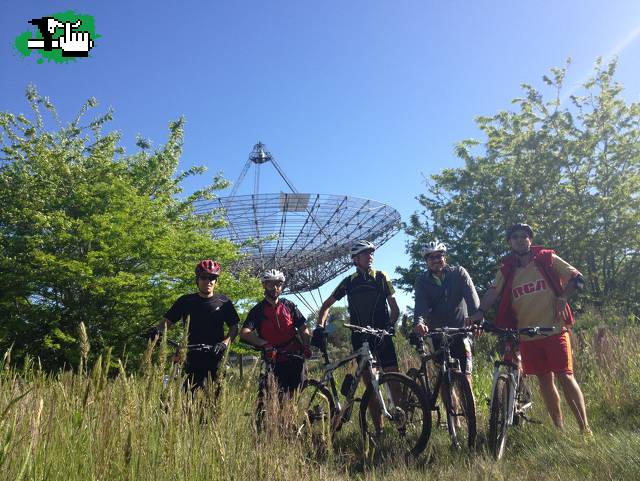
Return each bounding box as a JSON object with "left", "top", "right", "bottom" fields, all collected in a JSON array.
[{"left": 164, "top": 293, "right": 240, "bottom": 345}]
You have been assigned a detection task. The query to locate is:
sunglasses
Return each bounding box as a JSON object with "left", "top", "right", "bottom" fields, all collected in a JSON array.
[
  {"left": 427, "top": 254, "right": 444, "bottom": 261},
  {"left": 197, "top": 275, "right": 218, "bottom": 282}
]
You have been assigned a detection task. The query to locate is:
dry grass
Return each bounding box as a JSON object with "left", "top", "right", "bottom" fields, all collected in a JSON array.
[{"left": 1, "top": 324, "right": 639, "bottom": 480}]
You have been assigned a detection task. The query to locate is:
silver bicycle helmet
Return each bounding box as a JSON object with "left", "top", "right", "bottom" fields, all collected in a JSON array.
[
  {"left": 420, "top": 240, "right": 447, "bottom": 258},
  {"left": 260, "top": 269, "right": 286, "bottom": 283},
  {"left": 350, "top": 240, "right": 376, "bottom": 256}
]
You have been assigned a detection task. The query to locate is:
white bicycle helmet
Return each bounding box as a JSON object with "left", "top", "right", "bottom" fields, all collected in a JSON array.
[
  {"left": 350, "top": 240, "right": 376, "bottom": 256},
  {"left": 420, "top": 240, "right": 447, "bottom": 258},
  {"left": 260, "top": 269, "right": 286, "bottom": 283}
]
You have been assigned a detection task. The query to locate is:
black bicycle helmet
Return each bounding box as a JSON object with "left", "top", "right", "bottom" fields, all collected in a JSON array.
[{"left": 506, "top": 223, "right": 534, "bottom": 240}]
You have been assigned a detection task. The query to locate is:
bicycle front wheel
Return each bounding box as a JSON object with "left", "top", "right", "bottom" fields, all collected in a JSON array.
[
  {"left": 359, "top": 372, "right": 431, "bottom": 459},
  {"left": 442, "top": 372, "right": 477, "bottom": 450},
  {"left": 293, "top": 379, "right": 335, "bottom": 444},
  {"left": 488, "top": 374, "right": 509, "bottom": 459}
]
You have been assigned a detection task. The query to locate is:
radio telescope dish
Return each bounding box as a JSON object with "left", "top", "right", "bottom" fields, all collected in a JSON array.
[{"left": 195, "top": 143, "right": 401, "bottom": 295}]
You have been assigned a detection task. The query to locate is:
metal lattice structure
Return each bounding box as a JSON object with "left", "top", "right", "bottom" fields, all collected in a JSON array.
[{"left": 195, "top": 143, "right": 401, "bottom": 294}]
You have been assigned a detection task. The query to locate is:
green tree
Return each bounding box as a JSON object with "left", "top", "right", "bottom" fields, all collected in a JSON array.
[
  {"left": 397, "top": 59, "right": 640, "bottom": 313},
  {"left": 0, "top": 86, "right": 261, "bottom": 369}
]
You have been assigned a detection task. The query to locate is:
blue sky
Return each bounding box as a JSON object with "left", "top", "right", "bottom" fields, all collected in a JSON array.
[{"left": 2, "top": 1, "right": 640, "bottom": 315}]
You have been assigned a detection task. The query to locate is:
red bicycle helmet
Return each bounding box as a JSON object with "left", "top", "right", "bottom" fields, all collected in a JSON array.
[{"left": 195, "top": 259, "right": 221, "bottom": 277}]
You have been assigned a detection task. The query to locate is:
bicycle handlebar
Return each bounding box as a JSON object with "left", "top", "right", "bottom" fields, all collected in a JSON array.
[
  {"left": 426, "top": 326, "right": 476, "bottom": 337},
  {"left": 166, "top": 340, "right": 216, "bottom": 352},
  {"left": 480, "top": 322, "right": 555, "bottom": 338},
  {"left": 343, "top": 323, "right": 392, "bottom": 338}
]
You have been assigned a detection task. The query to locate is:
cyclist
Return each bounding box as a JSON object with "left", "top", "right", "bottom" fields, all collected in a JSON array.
[
  {"left": 316, "top": 240, "right": 401, "bottom": 427},
  {"left": 240, "top": 269, "right": 311, "bottom": 394},
  {"left": 466, "top": 223, "right": 591, "bottom": 434},
  {"left": 413, "top": 240, "right": 481, "bottom": 387},
  {"left": 148, "top": 259, "right": 240, "bottom": 391}
]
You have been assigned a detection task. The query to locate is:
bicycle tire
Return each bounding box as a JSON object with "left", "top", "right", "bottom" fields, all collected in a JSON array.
[
  {"left": 406, "top": 367, "right": 429, "bottom": 399},
  {"left": 488, "top": 374, "right": 509, "bottom": 459},
  {"left": 254, "top": 374, "right": 269, "bottom": 433},
  {"left": 294, "top": 379, "right": 336, "bottom": 443},
  {"left": 359, "top": 372, "right": 431, "bottom": 459},
  {"left": 442, "top": 372, "right": 477, "bottom": 449}
]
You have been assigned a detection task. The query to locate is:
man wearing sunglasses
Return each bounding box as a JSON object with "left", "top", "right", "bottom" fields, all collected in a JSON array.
[
  {"left": 466, "top": 223, "right": 590, "bottom": 434},
  {"left": 241, "top": 269, "right": 311, "bottom": 394},
  {"left": 413, "top": 241, "right": 481, "bottom": 385},
  {"left": 148, "top": 259, "right": 240, "bottom": 390}
]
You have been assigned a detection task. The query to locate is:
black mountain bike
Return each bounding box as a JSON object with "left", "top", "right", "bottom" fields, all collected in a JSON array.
[
  {"left": 482, "top": 322, "right": 554, "bottom": 459},
  {"left": 164, "top": 339, "right": 226, "bottom": 392},
  {"left": 407, "top": 326, "right": 477, "bottom": 449},
  {"left": 296, "top": 324, "right": 431, "bottom": 459},
  {"left": 254, "top": 346, "right": 305, "bottom": 433}
]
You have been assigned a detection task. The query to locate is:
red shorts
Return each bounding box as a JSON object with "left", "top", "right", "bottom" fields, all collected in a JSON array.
[{"left": 519, "top": 331, "right": 573, "bottom": 375}]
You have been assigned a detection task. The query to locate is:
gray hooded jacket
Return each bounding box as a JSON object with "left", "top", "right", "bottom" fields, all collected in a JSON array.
[{"left": 413, "top": 265, "right": 480, "bottom": 329}]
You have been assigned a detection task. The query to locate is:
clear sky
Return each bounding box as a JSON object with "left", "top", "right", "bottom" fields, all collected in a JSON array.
[{"left": 2, "top": 1, "right": 640, "bottom": 315}]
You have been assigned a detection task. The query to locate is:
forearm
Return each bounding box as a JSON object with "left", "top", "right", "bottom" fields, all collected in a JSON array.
[
  {"left": 388, "top": 296, "right": 400, "bottom": 324},
  {"left": 561, "top": 275, "right": 583, "bottom": 299},
  {"left": 240, "top": 328, "right": 268, "bottom": 347},
  {"left": 225, "top": 324, "right": 239, "bottom": 345},
  {"left": 154, "top": 319, "right": 172, "bottom": 333},
  {"left": 298, "top": 325, "right": 311, "bottom": 344},
  {"left": 478, "top": 287, "right": 499, "bottom": 312},
  {"left": 317, "top": 297, "right": 336, "bottom": 327}
]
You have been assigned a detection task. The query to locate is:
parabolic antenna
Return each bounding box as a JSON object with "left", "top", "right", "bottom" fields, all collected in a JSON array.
[{"left": 195, "top": 143, "right": 401, "bottom": 302}]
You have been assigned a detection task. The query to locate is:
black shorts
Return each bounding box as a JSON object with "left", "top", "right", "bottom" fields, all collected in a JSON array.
[
  {"left": 351, "top": 332, "right": 398, "bottom": 369},
  {"left": 430, "top": 333, "right": 473, "bottom": 374},
  {"left": 272, "top": 358, "right": 305, "bottom": 393},
  {"left": 185, "top": 352, "right": 221, "bottom": 389}
]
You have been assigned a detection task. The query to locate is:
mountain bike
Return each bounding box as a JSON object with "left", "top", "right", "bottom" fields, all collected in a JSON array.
[
  {"left": 481, "top": 322, "right": 554, "bottom": 459},
  {"left": 296, "top": 324, "right": 431, "bottom": 459},
  {"left": 406, "top": 326, "right": 477, "bottom": 449},
  {"left": 164, "top": 339, "right": 226, "bottom": 394},
  {"left": 253, "top": 346, "right": 306, "bottom": 433}
]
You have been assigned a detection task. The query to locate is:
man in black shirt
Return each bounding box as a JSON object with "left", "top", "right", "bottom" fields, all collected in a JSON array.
[
  {"left": 316, "top": 240, "right": 401, "bottom": 432},
  {"left": 149, "top": 259, "right": 240, "bottom": 390},
  {"left": 317, "top": 240, "right": 400, "bottom": 370}
]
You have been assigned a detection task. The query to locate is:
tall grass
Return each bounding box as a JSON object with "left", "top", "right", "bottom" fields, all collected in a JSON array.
[{"left": 1, "top": 322, "right": 639, "bottom": 481}]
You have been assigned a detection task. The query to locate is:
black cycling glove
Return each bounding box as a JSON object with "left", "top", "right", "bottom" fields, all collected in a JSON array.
[{"left": 212, "top": 342, "right": 227, "bottom": 356}]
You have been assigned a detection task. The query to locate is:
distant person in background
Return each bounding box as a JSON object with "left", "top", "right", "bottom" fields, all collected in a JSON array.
[
  {"left": 148, "top": 259, "right": 240, "bottom": 391},
  {"left": 466, "top": 223, "right": 591, "bottom": 434}
]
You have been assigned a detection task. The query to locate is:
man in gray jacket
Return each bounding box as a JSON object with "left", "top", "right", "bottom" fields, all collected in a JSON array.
[{"left": 413, "top": 241, "right": 480, "bottom": 383}]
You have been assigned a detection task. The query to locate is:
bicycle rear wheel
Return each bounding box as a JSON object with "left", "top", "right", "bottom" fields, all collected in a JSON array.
[
  {"left": 442, "top": 372, "right": 477, "bottom": 449},
  {"left": 293, "top": 379, "right": 335, "bottom": 444},
  {"left": 359, "top": 372, "right": 431, "bottom": 459},
  {"left": 488, "top": 374, "right": 509, "bottom": 459}
]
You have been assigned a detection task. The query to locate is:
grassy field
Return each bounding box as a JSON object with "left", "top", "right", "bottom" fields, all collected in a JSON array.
[{"left": 1, "top": 322, "right": 639, "bottom": 481}]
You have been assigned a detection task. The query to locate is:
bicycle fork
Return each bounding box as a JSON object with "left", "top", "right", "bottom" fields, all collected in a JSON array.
[{"left": 366, "top": 349, "right": 393, "bottom": 419}]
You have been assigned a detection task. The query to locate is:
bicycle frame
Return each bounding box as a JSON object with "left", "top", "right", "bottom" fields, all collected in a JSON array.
[
  {"left": 485, "top": 323, "right": 553, "bottom": 434},
  {"left": 321, "top": 339, "right": 393, "bottom": 423},
  {"left": 315, "top": 324, "right": 401, "bottom": 430}
]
